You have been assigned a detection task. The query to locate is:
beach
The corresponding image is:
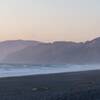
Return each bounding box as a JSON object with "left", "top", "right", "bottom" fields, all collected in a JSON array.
[{"left": 0, "top": 70, "right": 100, "bottom": 100}]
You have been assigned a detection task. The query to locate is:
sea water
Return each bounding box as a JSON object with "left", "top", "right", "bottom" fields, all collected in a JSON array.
[{"left": 0, "top": 64, "right": 99, "bottom": 77}]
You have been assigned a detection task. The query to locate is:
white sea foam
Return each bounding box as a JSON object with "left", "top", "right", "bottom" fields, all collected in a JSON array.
[{"left": 0, "top": 64, "right": 99, "bottom": 77}]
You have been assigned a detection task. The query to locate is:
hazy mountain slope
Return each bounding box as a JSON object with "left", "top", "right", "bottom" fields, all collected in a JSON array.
[
  {"left": 0, "top": 40, "right": 40, "bottom": 61},
  {"left": 3, "top": 42, "right": 79, "bottom": 64},
  {"left": 3, "top": 37, "right": 100, "bottom": 64}
]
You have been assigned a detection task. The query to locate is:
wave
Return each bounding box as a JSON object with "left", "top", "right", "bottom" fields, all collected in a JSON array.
[{"left": 0, "top": 64, "right": 99, "bottom": 77}]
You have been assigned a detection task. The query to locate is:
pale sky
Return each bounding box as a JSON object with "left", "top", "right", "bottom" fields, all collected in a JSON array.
[{"left": 0, "top": 0, "right": 100, "bottom": 42}]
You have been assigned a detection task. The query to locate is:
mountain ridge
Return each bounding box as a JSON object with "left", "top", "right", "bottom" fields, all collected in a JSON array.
[{"left": 0, "top": 37, "right": 100, "bottom": 64}]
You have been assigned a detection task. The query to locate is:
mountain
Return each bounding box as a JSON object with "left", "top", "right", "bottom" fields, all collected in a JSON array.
[
  {"left": 2, "top": 37, "right": 100, "bottom": 64},
  {"left": 0, "top": 40, "right": 40, "bottom": 61}
]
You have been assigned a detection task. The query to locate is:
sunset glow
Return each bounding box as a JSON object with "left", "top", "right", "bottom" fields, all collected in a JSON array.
[{"left": 0, "top": 0, "right": 99, "bottom": 42}]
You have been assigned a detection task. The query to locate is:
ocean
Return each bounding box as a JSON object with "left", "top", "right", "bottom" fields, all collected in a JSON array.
[{"left": 0, "top": 64, "right": 99, "bottom": 77}]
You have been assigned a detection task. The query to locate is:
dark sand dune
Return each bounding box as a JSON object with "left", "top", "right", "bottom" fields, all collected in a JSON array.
[{"left": 0, "top": 70, "right": 100, "bottom": 100}]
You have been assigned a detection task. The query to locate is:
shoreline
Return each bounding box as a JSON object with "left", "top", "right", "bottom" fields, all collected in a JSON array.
[{"left": 0, "top": 68, "right": 100, "bottom": 78}]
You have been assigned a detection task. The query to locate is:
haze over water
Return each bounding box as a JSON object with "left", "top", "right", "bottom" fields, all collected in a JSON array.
[{"left": 0, "top": 64, "right": 100, "bottom": 77}]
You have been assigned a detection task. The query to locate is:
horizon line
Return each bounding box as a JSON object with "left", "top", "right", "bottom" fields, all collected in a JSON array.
[{"left": 0, "top": 36, "right": 99, "bottom": 43}]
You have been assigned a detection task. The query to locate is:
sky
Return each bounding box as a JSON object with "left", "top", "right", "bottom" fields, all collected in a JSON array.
[{"left": 0, "top": 0, "right": 99, "bottom": 42}]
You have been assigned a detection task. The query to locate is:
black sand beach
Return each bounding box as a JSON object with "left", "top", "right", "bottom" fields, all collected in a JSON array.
[{"left": 0, "top": 70, "right": 100, "bottom": 100}]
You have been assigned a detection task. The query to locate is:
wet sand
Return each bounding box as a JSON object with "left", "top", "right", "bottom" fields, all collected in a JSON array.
[{"left": 0, "top": 70, "right": 100, "bottom": 100}]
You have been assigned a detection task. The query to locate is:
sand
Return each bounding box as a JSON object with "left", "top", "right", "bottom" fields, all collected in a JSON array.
[{"left": 0, "top": 70, "right": 100, "bottom": 100}]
